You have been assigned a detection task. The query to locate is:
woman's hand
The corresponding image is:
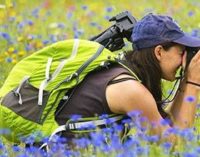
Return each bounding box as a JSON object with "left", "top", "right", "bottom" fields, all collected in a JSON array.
[{"left": 186, "top": 50, "right": 200, "bottom": 83}]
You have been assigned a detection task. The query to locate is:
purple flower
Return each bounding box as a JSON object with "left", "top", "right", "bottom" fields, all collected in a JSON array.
[
  {"left": 6, "top": 57, "right": 12, "bottom": 63},
  {"left": 188, "top": 11, "right": 194, "bottom": 17},
  {"left": 0, "top": 128, "right": 11, "bottom": 135},
  {"left": 12, "top": 145, "right": 21, "bottom": 152},
  {"left": 185, "top": 96, "right": 196, "bottom": 102},
  {"left": 106, "top": 7, "right": 113, "bottom": 12},
  {"left": 27, "top": 20, "right": 34, "bottom": 26},
  {"left": 104, "top": 15, "right": 111, "bottom": 20},
  {"left": 146, "top": 135, "right": 159, "bottom": 142},
  {"left": 70, "top": 114, "right": 82, "bottom": 121},
  {"left": 1, "top": 32, "right": 10, "bottom": 40},
  {"left": 90, "top": 21, "right": 97, "bottom": 27},
  {"left": 191, "top": 29, "right": 199, "bottom": 37},
  {"left": 160, "top": 118, "right": 171, "bottom": 126},
  {"left": 66, "top": 12, "right": 73, "bottom": 19},
  {"left": 81, "top": 5, "right": 88, "bottom": 10},
  {"left": 42, "top": 40, "right": 49, "bottom": 45},
  {"left": 127, "top": 110, "right": 142, "bottom": 118},
  {"left": 183, "top": 152, "right": 197, "bottom": 157},
  {"left": 162, "top": 142, "right": 172, "bottom": 151}
]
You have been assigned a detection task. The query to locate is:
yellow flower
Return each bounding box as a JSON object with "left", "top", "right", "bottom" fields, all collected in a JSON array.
[
  {"left": 8, "top": 47, "right": 15, "bottom": 54},
  {"left": 12, "top": 58, "right": 17, "bottom": 64},
  {"left": 17, "top": 36, "right": 24, "bottom": 42},
  {"left": 18, "top": 51, "right": 26, "bottom": 57},
  {"left": 11, "top": 54, "right": 17, "bottom": 59}
]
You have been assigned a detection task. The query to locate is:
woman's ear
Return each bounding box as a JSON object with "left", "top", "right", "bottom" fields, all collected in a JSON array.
[{"left": 154, "top": 45, "right": 163, "bottom": 61}]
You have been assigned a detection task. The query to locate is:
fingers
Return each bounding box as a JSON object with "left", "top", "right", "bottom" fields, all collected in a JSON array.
[
  {"left": 181, "top": 50, "right": 187, "bottom": 70},
  {"left": 192, "top": 50, "right": 200, "bottom": 62}
]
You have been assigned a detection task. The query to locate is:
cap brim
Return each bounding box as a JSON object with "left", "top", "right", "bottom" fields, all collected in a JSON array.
[{"left": 173, "top": 34, "right": 200, "bottom": 47}]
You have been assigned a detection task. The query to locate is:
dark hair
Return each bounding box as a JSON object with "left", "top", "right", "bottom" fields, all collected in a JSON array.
[{"left": 123, "top": 42, "right": 178, "bottom": 117}]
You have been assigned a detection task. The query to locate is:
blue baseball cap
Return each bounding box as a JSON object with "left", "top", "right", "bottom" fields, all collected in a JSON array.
[{"left": 131, "top": 13, "right": 200, "bottom": 50}]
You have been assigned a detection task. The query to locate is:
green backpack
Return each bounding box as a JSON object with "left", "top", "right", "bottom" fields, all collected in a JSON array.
[{"left": 0, "top": 39, "right": 139, "bottom": 143}]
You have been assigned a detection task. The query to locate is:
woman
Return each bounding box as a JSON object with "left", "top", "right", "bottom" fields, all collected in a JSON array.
[{"left": 55, "top": 13, "right": 200, "bottom": 141}]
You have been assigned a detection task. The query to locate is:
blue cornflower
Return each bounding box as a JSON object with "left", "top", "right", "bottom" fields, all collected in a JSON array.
[
  {"left": 104, "top": 15, "right": 111, "bottom": 20},
  {"left": 90, "top": 21, "right": 97, "bottom": 27},
  {"left": 70, "top": 114, "right": 82, "bottom": 122},
  {"left": 6, "top": 57, "right": 12, "bottom": 63},
  {"left": 0, "top": 142, "right": 4, "bottom": 150},
  {"left": 1, "top": 32, "right": 10, "bottom": 40},
  {"left": 127, "top": 110, "right": 142, "bottom": 118},
  {"left": 27, "top": 20, "right": 34, "bottom": 26},
  {"left": 106, "top": 7, "right": 113, "bottom": 12},
  {"left": 74, "top": 137, "right": 90, "bottom": 148},
  {"left": 191, "top": 29, "right": 199, "bottom": 37},
  {"left": 12, "top": 145, "right": 21, "bottom": 152},
  {"left": 162, "top": 142, "right": 172, "bottom": 151},
  {"left": 160, "top": 118, "right": 171, "bottom": 126},
  {"left": 185, "top": 96, "right": 196, "bottom": 102},
  {"left": 136, "top": 146, "right": 146, "bottom": 156},
  {"left": 42, "top": 40, "right": 49, "bottom": 45},
  {"left": 188, "top": 11, "right": 194, "bottom": 17},
  {"left": 183, "top": 152, "right": 197, "bottom": 157},
  {"left": 57, "top": 23, "right": 65, "bottom": 29},
  {"left": 90, "top": 132, "right": 105, "bottom": 147},
  {"left": 66, "top": 12, "right": 73, "bottom": 19},
  {"left": 0, "top": 128, "right": 11, "bottom": 135},
  {"left": 32, "top": 8, "right": 40, "bottom": 18},
  {"left": 146, "top": 135, "right": 159, "bottom": 142},
  {"left": 99, "top": 114, "right": 109, "bottom": 119},
  {"left": 179, "top": 128, "right": 195, "bottom": 141},
  {"left": 49, "top": 34, "right": 57, "bottom": 43},
  {"left": 81, "top": 5, "right": 88, "bottom": 10}
]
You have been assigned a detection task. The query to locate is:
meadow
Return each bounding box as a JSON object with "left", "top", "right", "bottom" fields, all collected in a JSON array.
[{"left": 1, "top": 0, "right": 200, "bottom": 156}]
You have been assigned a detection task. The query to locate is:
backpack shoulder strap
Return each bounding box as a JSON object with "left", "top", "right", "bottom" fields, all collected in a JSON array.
[{"left": 117, "top": 62, "right": 142, "bottom": 83}]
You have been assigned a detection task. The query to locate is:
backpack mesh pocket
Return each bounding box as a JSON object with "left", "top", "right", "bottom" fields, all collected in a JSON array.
[{"left": 1, "top": 80, "right": 50, "bottom": 124}]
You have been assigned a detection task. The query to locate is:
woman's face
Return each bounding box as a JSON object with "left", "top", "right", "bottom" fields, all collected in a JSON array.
[{"left": 156, "top": 44, "right": 185, "bottom": 81}]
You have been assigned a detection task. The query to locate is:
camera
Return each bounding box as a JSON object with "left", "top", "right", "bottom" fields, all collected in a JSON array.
[
  {"left": 186, "top": 47, "right": 200, "bottom": 67},
  {"left": 90, "top": 11, "right": 137, "bottom": 51}
]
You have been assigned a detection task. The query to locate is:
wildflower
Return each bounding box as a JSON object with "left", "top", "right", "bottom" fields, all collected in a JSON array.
[
  {"left": 66, "top": 11, "right": 73, "bottom": 19},
  {"left": 57, "top": 23, "right": 65, "bottom": 29},
  {"left": 127, "top": 110, "right": 141, "bottom": 118},
  {"left": 162, "top": 142, "right": 172, "bottom": 152},
  {"left": 90, "top": 21, "right": 97, "bottom": 27},
  {"left": 184, "top": 96, "right": 196, "bottom": 102},
  {"left": 145, "top": 135, "right": 159, "bottom": 143},
  {"left": 12, "top": 145, "right": 21, "bottom": 152},
  {"left": 8, "top": 47, "right": 15, "bottom": 54},
  {"left": 31, "top": 8, "right": 40, "bottom": 18},
  {"left": 73, "top": 137, "right": 91, "bottom": 148},
  {"left": 6, "top": 57, "right": 12, "bottom": 63},
  {"left": 160, "top": 118, "right": 171, "bottom": 126},
  {"left": 0, "top": 141, "right": 4, "bottom": 150},
  {"left": 18, "top": 51, "right": 26, "bottom": 57},
  {"left": 42, "top": 40, "right": 49, "bottom": 45},
  {"left": 81, "top": 5, "right": 88, "bottom": 10},
  {"left": 188, "top": 11, "right": 194, "bottom": 17},
  {"left": 104, "top": 15, "right": 111, "bottom": 20},
  {"left": 0, "top": 128, "right": 11, "bottom": 135},
  {"left": 183, "top": 152, "right": 197, "bottom": 157},
  {"left": 17, "top": 36, "right": 24, "bottom": 42},
  {"left": 27, "top": 20, "right": 34, "bottom": 26},
  {"left": 179, "top": 128, "right": 195, "bottom": 141},
  {"left": 106, "top": 7, "right": 113, "bottom": 12},
  {"left": 90, "top": 132, "right": 105, "bottom": 147},
  {"left": 191, "top": 29, "right": 199, "bottom": 37},
  {"left": 70, "top": 114, "right": 82, "bottom": 122},
  {"left": 1, "top": 32, "right": 10, "bottom": 40}
]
